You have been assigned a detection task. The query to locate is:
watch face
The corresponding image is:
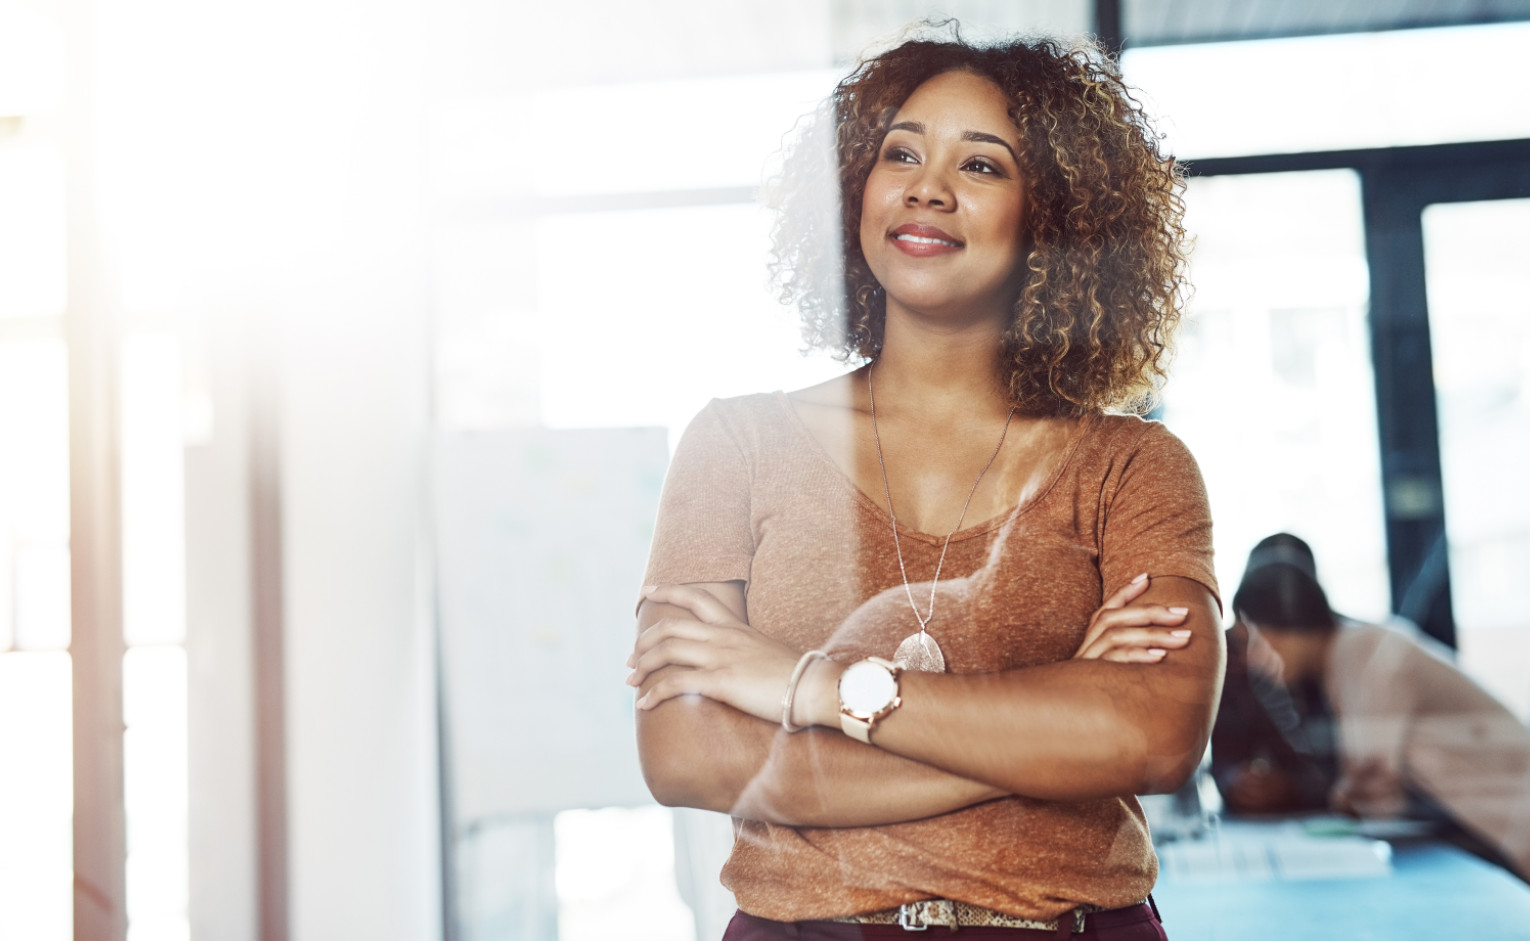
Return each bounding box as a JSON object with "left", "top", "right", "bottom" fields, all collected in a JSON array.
[{"left": 840, "top": 660, "right": 898, "bottom": 718}]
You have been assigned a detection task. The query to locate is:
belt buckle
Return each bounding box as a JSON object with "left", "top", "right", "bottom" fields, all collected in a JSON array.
[{"left": 897, "top": 899, "right": 955, "bottom": 932}]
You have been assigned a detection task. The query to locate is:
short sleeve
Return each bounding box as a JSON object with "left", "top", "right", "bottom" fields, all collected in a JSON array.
[
  {"left": 1099, "top": 421, "right": 1220, "bottom": 608},
  {"left": 642, "top": 400, "right": 757, "bottom": 589}
]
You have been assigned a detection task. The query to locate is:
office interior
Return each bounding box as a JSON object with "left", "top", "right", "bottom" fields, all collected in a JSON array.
[{"left": 1, "top": 0, "right": 1528, "bottom": 938}]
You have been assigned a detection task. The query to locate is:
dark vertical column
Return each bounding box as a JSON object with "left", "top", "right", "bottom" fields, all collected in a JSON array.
[
  {"left": 1360, "top": 168, "right": 1456, "bottom": 646},
  {"left": 63, "top": 0, "right": 128, "bottom": 936},
  {"left": 1095, "top": 0, "right": 1125, "bottom": 56},
  {"left": 251, "top": 329, "right": 289, "bottom": 941}
]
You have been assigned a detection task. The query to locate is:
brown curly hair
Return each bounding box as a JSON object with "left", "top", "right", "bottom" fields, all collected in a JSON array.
[{"left": 768, "top": 27, "right": 1188, "bottom": 416}]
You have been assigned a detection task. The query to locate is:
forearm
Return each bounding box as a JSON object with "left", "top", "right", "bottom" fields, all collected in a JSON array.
[
  {"left": 887, "top": 660, "right": 1212, "bottom": 799},
  {"left": 793, "top": 577, "right": 1225, "bottom": 801},
  {"left": 637, "top": 675, "right": 1005, "bottom": 827}
]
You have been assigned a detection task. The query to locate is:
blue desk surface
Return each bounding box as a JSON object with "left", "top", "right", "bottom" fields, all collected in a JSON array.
[{"left": 1154, "top": 833, "right": 1530, "bottom": 940}]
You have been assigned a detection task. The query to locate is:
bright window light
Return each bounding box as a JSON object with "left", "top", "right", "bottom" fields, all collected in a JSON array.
[
  {"left": 432, "top": 69, "right": 839, "bottom": 200},
  {"left": 1424, "top": 198, "right": 1530, "bottom": 721},
  {"left": 0, "top": 651, "right": 71, "bottom": 941},
  {"left": 0, "top": 2, "right": 62, "bottom": 118},
  {"left": 554, "top": 806, "right": 694, "bottom": 941},
  {"left": 1159, "top": 169, "right": 1389, "bottom": 619},
  {"left": 533, "top": 203, "right": 847, "bottom": 446},
  {"left": 0, "top": 141, "right": 66, "bottom": 319},
  {"left": 1123, "top": 22, "right": 1530, "bottom": 159}
]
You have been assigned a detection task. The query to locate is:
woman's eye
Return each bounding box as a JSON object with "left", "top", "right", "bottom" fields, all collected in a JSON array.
[
  {"left": 883, "top": 147, "right": 917, "bottom": 164},
  {"left": 963, "top": 158, "right": 1001, "bottom": 175}
]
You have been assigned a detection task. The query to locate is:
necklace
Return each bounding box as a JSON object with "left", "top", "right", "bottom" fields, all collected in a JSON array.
[{"left": 867, "top": 363, "right": 1016, "bottom": 673}]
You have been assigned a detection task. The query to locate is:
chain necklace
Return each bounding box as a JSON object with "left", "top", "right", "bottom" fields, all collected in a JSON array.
[{"left": 867, "top": 362, "right": 1016, "bottom": 672}]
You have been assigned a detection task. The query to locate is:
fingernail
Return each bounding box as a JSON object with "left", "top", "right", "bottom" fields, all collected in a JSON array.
[
  {"left": 1170, "top": 629, "right": 1191, "bottom": 638},
  {"left": 1132, "top": 572, "right": 1148, "bottom": 584},
  {"left": 624, "top": 654, "right": 635, "bottom": 667},
  {"left": 1168, "top": 606, "right": 1189, "bottom": 615},
  {"left": 641, "top": 585, "right": 657, "bottom": 596},
  {"left": 1148, "top": 648, "right": 1167, "bottom": 659},
  {"left": 625, "top": 672, "right": 638, "bottom": 686},
  {"left": 635, "top": 692, "right": 650, "bottom": 708}
]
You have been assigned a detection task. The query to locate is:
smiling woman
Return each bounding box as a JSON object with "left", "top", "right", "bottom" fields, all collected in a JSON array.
[{"left": 630, "top": 28, "right": 1218, "bottom": 941}]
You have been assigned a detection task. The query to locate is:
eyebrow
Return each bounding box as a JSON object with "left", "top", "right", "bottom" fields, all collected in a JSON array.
[{"left": 887, "top": 121, "right": 1019, "bottom": 163}]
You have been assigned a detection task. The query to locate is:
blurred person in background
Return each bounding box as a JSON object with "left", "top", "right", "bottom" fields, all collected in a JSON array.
[
  {"left": 1212, "top": 532, "right": 1530, "bottom": 883},
  {"left": 627, "top": 26, "right": 1223, "bottom": 940}
]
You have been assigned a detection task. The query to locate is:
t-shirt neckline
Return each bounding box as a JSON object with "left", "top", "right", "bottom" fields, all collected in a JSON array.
[{"left": 770, "top": 389, "right": 1096, "bottom": 547}]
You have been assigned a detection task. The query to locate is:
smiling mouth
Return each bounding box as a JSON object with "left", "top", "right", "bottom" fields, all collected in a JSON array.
[{"left": 893, "top": 233, "right": 962, "bottom": 248}]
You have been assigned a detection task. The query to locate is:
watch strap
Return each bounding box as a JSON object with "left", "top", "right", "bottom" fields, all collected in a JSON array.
[{"left": 840, "top": 711, "right": 874, "bottom": 744}]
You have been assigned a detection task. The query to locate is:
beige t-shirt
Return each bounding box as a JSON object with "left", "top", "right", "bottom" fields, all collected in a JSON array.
[
  {"left": 1325, "top": 620, "right": 1530, "bottom": 880},
  {"left": 643, "top": 392, "right": 1218, "bottom": 922}
]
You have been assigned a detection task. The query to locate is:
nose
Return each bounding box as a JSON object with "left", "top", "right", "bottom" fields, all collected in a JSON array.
[{"left": 905, "top": 163, "right": 953, "bottom": 209}]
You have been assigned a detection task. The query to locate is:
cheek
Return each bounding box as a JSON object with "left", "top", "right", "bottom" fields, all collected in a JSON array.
[
  {"left": 858, "top": 174, "right": 895, "bottom": 255},
  {"left": 998, "top": 195, "right": 1028, "bottom": 253}
]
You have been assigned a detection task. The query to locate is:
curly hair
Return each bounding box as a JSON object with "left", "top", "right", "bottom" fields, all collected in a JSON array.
[{"left": 767, "top": 26, "right": 1188, "bottom": 416}]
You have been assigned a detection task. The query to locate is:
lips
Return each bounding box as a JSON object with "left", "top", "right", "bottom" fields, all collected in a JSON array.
[{"left": 890, "top": 222, "right": 963, "bottom": 256}]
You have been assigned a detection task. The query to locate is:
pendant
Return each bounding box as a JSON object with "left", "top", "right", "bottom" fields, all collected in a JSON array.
[{"left": 894, "top": 631, "right": 946, "bottom": 673}]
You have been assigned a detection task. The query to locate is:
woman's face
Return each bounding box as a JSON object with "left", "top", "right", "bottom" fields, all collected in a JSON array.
[{"left": 859, "top": 69, "right": 1029, "bottom": 328}]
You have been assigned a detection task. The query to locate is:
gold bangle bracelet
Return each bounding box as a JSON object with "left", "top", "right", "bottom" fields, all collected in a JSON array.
[{"left": 781, "top": 650, "right": 828, "bottom": 733}]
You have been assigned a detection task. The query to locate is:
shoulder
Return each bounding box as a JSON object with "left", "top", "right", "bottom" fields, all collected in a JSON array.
[
  {"left": 1329, "top": 619, "right": 1443, "bottom": 679},
  {"left": 1092, "top": 412, "right": 1191, "bottom": 448},
  {"left": 673, "top": 392, "right": 795, "bottom": 467},
  {"left": 696, "top": 391, "right": 785, "bottom": 430},
  {"left": 1076, "top": 413, "right": 1203, "bottom": 477}
]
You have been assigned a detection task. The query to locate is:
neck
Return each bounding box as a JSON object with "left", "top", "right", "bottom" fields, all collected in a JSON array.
[{"left": 870, "top": 314, "right": 1010, "bottom": 415}]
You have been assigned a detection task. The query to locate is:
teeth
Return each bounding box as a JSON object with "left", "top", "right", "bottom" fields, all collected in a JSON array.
[{"left": 895, "top": 234, "right": 959, "bottom": 247}]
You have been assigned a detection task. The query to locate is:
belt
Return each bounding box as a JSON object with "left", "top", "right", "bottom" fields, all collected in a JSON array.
[{"left": 829, "top": 898, "right": 1151, "bottom": 934}]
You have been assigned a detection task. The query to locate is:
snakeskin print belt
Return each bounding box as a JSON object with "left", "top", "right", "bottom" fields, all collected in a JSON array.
[{"left": 830, "top": 898, "right": 1124, "bottom": 933}]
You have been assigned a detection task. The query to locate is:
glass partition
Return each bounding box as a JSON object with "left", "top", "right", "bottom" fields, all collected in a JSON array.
[
  {"left": 1423, "top": 198, "right": 1530, "bottom": 721},
  {"left": 1159, "top": 169, "right": 1390, "bottom": 618}
]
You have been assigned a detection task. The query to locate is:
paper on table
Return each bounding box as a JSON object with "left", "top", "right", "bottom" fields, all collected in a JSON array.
[{"left": 1158, "top": 820, "right": 1393, "bottom": 883}]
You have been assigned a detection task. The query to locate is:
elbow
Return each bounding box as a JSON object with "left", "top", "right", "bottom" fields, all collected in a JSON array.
[
  {"left": 1132, "top": 730, "right": 1211, "bottom": 796},
  {"left": 638, "top": 725, "right": 709, "bottom": 809},
  {"left": 635, "top": 703, "right": 751, "bottom": 814}
]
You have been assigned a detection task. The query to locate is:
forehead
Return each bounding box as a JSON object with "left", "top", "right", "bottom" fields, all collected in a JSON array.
[{"left": 891, "top": 70, "right": 1020, "bottom": 143}]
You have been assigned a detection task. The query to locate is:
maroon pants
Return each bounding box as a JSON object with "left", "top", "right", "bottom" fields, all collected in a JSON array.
[{"left": 722, "top": 902, "right": 1168, "bottom": 941}]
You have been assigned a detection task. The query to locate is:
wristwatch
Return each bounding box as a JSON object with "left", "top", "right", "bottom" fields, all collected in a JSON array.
[{"left": 837, "top": 656, "right": 902, "bottom": 744}]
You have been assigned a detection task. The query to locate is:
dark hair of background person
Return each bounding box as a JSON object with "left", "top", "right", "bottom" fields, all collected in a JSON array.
[
  {"left": 767, "top": 23, "right": 1189, "bottom": 417},
  {"left": 1245, "top": 531, "right": 1319, "bottom": 580},
  {"left": 1232, "top": 561, "right": 1340, "bottom": 634}
]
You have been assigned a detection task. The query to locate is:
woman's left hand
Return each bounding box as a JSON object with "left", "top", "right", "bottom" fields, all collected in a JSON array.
[
  {"left": 628, "top": 584, "right": 805, "bottom": 723},
  {"left": 1072, "top": 572, "right": 1194, "bottom": 663}
]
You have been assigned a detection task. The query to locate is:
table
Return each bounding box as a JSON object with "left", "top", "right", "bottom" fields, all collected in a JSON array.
[{"left": 1152, "top": 821, "right": 1530, "bottom": 939}]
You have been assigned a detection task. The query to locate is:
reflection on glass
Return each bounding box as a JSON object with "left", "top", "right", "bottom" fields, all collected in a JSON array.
[
  {"left": 1424, "top": 198, "right": 1530, "bottom": 721},
  {"left": 1161, "top": 170, "right": 1388, "bottom": 618}
]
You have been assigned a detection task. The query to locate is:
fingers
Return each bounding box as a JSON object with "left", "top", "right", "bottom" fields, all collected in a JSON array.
[
  {"left": 1097, "top": 646, "right": 1171, "bottom": 664},
  {"left": 633, "top": 662, "right": 719, "bottom": 711},
  {"left": 1099, "top": 572, "right": 1151, "bottom": 611},
  {"left": 642, "top": 584, "right": 737, "bottom": 625},
  {"left": 1074, "top": 599, "right": 1190, "bottom": 658},
  {"left": 627, "top": 616, "right": 734, "bottom": 683},
  {"left": 1078, "top": 626, "right": 1192, "bottom": 662}
]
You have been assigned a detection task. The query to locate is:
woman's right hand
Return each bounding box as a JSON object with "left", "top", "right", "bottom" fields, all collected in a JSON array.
[{"left": 1072, "top": 573, "right": 1194, "bottom": 663}]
